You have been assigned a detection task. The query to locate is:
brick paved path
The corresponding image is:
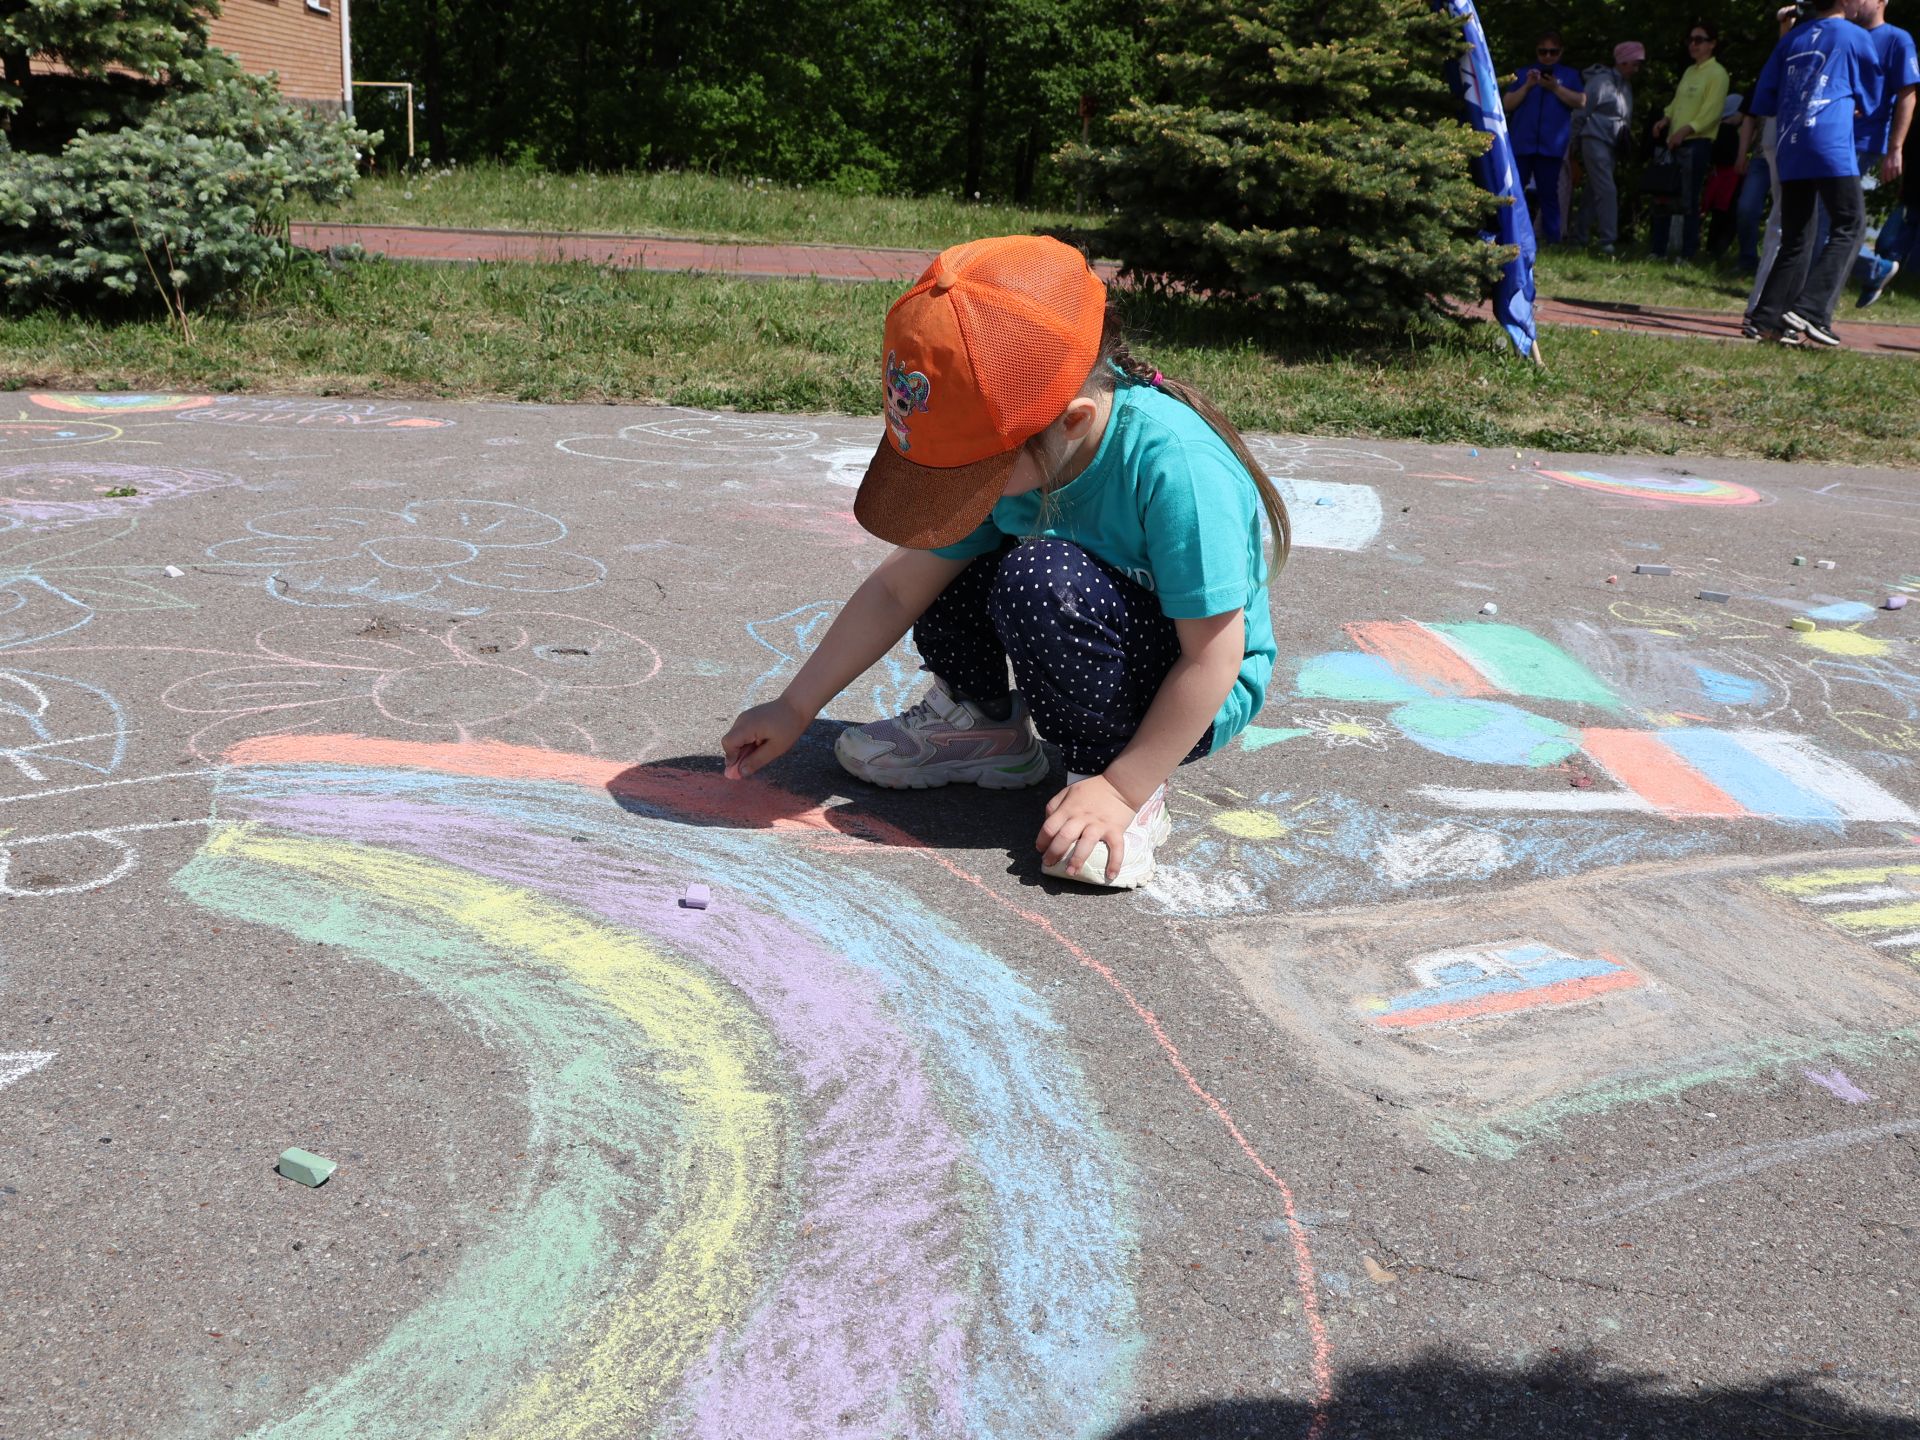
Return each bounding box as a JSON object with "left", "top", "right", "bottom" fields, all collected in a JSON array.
[{"left": 290, "top": 221, "right": 1919, "bottom": 355}]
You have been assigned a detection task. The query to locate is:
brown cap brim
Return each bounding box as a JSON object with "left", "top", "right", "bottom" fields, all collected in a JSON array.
[{"left": 852, "top": 434, "right": 1016, "bottom": 549}]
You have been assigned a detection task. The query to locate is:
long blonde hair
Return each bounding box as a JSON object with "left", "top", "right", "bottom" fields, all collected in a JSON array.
[{"left": 1029, "top": 306, "right": 1292, "bottom": 579}]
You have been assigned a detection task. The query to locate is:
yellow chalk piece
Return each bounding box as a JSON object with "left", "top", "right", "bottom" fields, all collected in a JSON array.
[
  {"left": 1789, "top": 617, "right": 1818, "bottom": 633},
  {"left": 203, "top": 825, "right": 786, "bottom": 1438}
]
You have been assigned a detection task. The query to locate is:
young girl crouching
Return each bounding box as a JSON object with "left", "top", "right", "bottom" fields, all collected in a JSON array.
[{"left": 722, "top": 235, "right": 1289, "bottom": 890}]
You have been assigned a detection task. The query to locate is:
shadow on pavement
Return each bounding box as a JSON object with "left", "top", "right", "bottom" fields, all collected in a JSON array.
[{"left": 1107, "top": 1356, "right": 1920, "bottom": 1438}]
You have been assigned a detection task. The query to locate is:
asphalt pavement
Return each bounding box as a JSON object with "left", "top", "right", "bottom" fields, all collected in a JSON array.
[{"left": 2, "top": 390, "right": 1916, "bottom": 1439}]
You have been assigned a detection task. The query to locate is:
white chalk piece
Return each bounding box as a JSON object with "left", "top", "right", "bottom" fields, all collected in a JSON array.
[
  {"left": 679, "top": 883, "right": 711, "bottom": 910},
  {"left": 1479, "top": 602, "right": 1499, "bottom": 616},
  {"left": 1815, "top": 560, "right": 1837, "bottom": 570},
  {"left": 1633, "top": 564, "right": 1673, "bottom": 576},
  {"left": 163, "top": 565, "right": 185, "bottom": 578},
  {"left": 1888, "top": 596, "right": 1910, "bottom": 611},
  {"left": 1697, "top": 590, "right": 1731, "bottom": 603}
]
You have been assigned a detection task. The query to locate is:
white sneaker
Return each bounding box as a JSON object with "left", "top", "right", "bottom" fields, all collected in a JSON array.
[
  {"left": 1041, "top": 773, "right": 1172, "bottom": 890},
  {"left": 835, "top": 678, "right": 1050, "bottom": 790}
]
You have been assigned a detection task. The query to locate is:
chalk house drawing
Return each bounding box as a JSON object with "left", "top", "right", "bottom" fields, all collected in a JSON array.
[
  {"left": 175, "top": 735, "right": 1145, "bottom": 1439},
  {"left": 1209, "top": 853, "right": 1920, "bottom": 1159},
  {"left": 162, "top": 612, "right": 662, "bottom": 758},
  {"left": 205, "top": 501, "right": 606, "bottom": 612}
]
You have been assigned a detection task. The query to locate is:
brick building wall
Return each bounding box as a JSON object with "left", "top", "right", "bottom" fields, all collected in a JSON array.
[{"left": 206, "top": 0, "right": 350, "bottom": 110}]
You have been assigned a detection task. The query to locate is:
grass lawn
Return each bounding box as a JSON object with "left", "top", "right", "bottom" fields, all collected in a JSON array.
[
  {"left": 296, "top": 162, "right": 1084, "bottom": 253},
  {"left": 5, "top": 254, "right": 1916, "bottom": 468},
  {"left": 1534, "top": 246, "right": 1920, "bottom": 325}
]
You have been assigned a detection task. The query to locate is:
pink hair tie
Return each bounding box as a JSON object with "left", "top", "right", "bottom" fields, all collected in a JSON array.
[{"left": 1150, "top": 370, "right": 1163, "bottom": 386}]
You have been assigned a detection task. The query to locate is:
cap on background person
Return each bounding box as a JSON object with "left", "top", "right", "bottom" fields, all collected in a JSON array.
[{"left": 1614, "top": 41, "right": 1647, "bottom": 64}]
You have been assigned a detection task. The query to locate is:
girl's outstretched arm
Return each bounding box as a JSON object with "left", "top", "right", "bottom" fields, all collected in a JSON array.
[
  {"left": 722, "top": 546, "right": 971, "bottom": 779},
  {"left": 1037, "top": 610, "right": 1245, "bottom": 879}
]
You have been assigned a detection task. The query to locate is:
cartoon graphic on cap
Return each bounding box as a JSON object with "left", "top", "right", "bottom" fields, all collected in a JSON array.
[{"left": 884, "top": 350, "right": 931, "bottom": 453}]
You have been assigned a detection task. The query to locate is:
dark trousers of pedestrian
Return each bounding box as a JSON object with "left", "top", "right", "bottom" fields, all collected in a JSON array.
[
  {"left": 912, "top": 537, "right": 1209, "bottom": 776},
  {"left": 1649, "top": 138, "right": 1713, "bottom": 258},
  {"left": 1751, "top": 174, "right": 1866, "bottom": 333},
  {"left": 1516, "top": 153, "right": 1566, "bottom": 244},
  {"left": 1734, "top": 155, "right": 1771, "bottom": 270}
]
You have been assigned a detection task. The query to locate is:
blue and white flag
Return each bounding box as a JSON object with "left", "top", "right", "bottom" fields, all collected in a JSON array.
[{"left": 1434, "top": 0, "right": 1539, "bottom": 358}]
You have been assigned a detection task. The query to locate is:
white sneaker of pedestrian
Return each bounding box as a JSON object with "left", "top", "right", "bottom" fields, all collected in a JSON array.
[{"left": 1782, "top": 310, "right": 1842, "bottom": 347}]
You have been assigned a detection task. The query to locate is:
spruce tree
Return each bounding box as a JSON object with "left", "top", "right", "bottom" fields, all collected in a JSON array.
[
  {"left": 1, "top": 0, "right": 219, "bottom": 148},
  {"left": 1063, "top": 0, "right": 1510, "bottom": 328}
]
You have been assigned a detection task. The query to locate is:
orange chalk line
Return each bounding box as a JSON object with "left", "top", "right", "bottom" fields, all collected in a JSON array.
[{"left": 223, "top": 732, "right": 1336, "bottom": 1431}]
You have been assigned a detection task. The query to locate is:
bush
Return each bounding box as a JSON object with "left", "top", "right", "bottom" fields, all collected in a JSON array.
[
  {"left": 1062, "top": 0, "right": 1510, "bottom": 329},
  {"left": 0, "top": 66, "right": 375, "bottom": 310}
]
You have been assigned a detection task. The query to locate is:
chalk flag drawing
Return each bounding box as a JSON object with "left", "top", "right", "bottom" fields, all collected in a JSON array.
[
  {"left": 0, "top": 1052, "right": 55, "bottom": 1092},
  {"left": 1209, "top": 852, "right": 1920, "bottom": 1158},
  {"left": 0, "top": 460, "right": 242, "bottom": 527},
  {"left": 1354, "top": 941, "right": 1642, "bottom": 1031},
  {"left": 162, "top": 612, "right": 662, "bottom": 758},
  {"left": 29, "top": 393, "right": 216, "bottom": 414},
  {"left": 205, "top": 501, "right": 605, "bottom": 612},
  {"left": 1542, "top": 471, "right": 1766, "bottom": 506},
  {"left": 179, "top": 398, "right": 453, "bottom": 429},
  {"left": 1268, "top": 478, "right": 1383, "bottom": 553},
  {"left": 176, "top": 735, "right": 1145, "bottom": 1438},
  {"left": 1763, "top": 863, "right": 1920, "bottom": 968}
]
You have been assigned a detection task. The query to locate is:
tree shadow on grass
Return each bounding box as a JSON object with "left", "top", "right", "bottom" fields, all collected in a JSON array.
[{"left": 1108, "top": 1354, "right": 1920, "bottom": 1439}]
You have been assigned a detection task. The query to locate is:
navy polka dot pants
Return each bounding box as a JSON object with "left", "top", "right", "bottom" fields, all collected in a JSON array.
[{"left": 913, "top": 537, "right": 1212, "bottom": 774}]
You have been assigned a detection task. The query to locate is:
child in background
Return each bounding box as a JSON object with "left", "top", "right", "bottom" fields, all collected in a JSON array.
[{"left": 721, "top": 236, "right": 1287, "bottom": 890}]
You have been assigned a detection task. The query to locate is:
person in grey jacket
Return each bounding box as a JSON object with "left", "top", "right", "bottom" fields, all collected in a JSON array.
[{"left": 1573, "top": 41, "right": 1647, "bottom": 253}]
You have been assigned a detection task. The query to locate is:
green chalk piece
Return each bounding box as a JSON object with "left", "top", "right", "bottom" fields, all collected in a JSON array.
[
  {"left": 278, "top": 1147, "right": 337, "bottom": 1187},
  {"left": 1789, "top": 617, "right": 1818, "bottom": 633},
  {"left": 1791, "top": 555, "right": 1806, "bottom": 566}
]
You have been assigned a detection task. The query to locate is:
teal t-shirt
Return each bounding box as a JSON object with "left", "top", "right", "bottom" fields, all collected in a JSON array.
[{"left": 932, "top": 380, "right": 1276, "bottom": 752}]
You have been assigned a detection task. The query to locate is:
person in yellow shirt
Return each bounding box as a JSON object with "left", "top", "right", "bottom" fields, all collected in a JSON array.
[{"left": 1651, "top": 20, "right": 1732, "bottom": 259}]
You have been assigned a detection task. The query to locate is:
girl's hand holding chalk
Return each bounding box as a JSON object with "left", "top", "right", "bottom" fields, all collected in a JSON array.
[
  {"left": 1038, "top": 773, "right": 1139, "bottom": 883},
  {"left": 722, "top": 698, "right": 809, "bottom": 779}
]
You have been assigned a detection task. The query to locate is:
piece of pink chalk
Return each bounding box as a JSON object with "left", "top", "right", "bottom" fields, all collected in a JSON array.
[
  {"left": 1887, "top": 595, "right": 1909, "bottom": 610},
  {"left": 679, "top": 884, "right": 711, "bottom": 910}
]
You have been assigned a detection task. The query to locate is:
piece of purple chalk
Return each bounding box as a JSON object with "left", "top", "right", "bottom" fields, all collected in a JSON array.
[
  {"left": 679, "top": 884, "right": 711, "bottom": 910},
  {"left": 1888, "top": 595, "right": 1909, "bottom": 611}
]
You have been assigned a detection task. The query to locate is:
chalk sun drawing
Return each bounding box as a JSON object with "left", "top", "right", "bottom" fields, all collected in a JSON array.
[
  {"left": 1541, "top": 470, "right": 1766, "bottom": 506},
  {"left": 162, "top": 612, "right": 662, "bottom": 759},
  {"left": 0, "top": 461, "right": 241, "bottom": 527},
  {"left": 177, "top": 735, "right": 1145, "bottom": 1439},
  {"left": 0, "top": 417, "right": 123, "bottom": 452},
  {"left": 205, "top": 501, "right": 605, "bottom": 612},
  {"left": 28, "top": 392, "right": 216, "bottom": 414}
]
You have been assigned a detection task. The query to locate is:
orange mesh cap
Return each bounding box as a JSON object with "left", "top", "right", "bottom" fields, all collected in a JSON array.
[{"left": 855, "top": 235, "right": 1107, "bottom": 549}]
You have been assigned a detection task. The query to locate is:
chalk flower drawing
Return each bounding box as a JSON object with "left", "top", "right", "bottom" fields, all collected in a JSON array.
[
  {"left": 162, "top": 612, "right": 660, "bottom": 756},
  {"left": 1293, "top": 709, "right": 1390, "bottom": 751},
  {"left": 206, "top": 500, "right": 606, "bottom": 612},
  {"left": 0, "top": 460, "right": 241, "bottom": 527}
]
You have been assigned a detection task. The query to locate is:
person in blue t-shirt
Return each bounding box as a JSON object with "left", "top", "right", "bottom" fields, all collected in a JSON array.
[
  {"left": 1503, "top": 31, "right": 1585, "bottom": 243},
  {"left": 1850, "top": 0, "right": 1920, "bottom": 305},
  {"left": 1747, "top": 0, "right": 1885, "bottom": 344},
  {"left": 723, "top": 236, "right": 1288, "bottom": 892}
]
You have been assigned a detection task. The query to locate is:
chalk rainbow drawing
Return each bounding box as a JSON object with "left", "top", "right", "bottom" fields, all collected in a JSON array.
[
  {"left": 1299, "top": 621, "right": 1620, "bottom": 708},
  {"left": 0, "top": 461, "right": 242, "bottom": 526},
  {"left": 205, "top": 501, "right": 605, "bottom": 612},
  {"left": 28, "top": 393, "right": 216, "bottom": 414},
  {"left": 170, "top": 734, "right": 1333, "bottom": 1436},
  {"left": 1541, "top": 471, "right": 1766, "bottom": 506},
  {"left": 1764, "top": 862, "right": 1920, "bottom": 967},
  {"left": 1354, "top": 942, "right": 1643, "bottom": 1031}
]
